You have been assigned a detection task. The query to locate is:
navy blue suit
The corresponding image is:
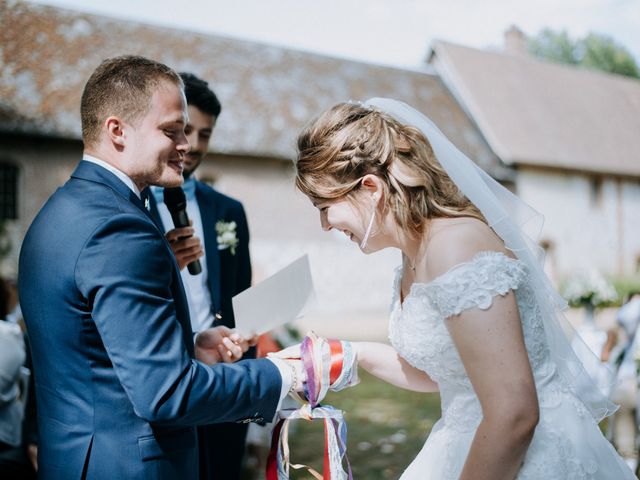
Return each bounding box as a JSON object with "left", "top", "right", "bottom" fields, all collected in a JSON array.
[
  {"left": 18, "top": 161, "right": 281, "bottom": 479},
  {"left": 148, "top": 181, "right": 254, "bottom": 479}
]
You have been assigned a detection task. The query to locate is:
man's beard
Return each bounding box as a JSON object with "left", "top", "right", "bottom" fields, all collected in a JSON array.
[{"left": 183, "top": 153, "right": 203, "bottom": 178}]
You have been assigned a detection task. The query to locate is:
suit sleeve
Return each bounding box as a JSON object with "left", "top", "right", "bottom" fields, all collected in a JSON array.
[{"left": 75, "top": 213, "right": 281, "bottom": 425}]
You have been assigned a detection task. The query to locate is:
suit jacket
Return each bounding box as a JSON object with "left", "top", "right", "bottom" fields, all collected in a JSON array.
[
  {"left": 18, "top": 161, "right": 281, "bottom": 480},
  {"left": 148, "top": 181, "right": 252, "bottom": 330}
]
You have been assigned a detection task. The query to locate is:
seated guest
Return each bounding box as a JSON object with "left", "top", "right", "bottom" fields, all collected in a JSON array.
[{"left": 0, "top": 277, "right": 36, "bottom": 479}]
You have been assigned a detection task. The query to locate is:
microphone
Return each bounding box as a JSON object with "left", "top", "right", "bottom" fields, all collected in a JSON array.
[{"left": 163, "top": 186, "right": 202, "bottom": 275}]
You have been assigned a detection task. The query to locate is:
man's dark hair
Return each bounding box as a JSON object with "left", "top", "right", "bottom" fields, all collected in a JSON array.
[
  {"left": 81, "top": 55, "right": 183, "bottom": 147},
  {"left": 179, "top": 72, "right": 222, "bottom": 117}
]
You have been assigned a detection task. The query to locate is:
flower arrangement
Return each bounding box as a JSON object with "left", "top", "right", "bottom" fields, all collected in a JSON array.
[
  {"left": 215, "top": 220, "right": 239, "bottom": 255},
  {"left": 562, "top": 269, "right": 618, "bottom": 309}
]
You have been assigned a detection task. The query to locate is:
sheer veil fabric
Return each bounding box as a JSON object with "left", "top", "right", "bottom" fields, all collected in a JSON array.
[{"left": 363, "top": 98, "right": 617, "bottom": 422}]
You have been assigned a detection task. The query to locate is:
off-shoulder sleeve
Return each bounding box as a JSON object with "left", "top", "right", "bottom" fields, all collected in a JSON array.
[{"left": 424, "top": 251, "right": 527, "bottom": 319}]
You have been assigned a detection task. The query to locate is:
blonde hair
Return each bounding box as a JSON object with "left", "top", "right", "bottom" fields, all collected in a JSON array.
[{"left": 295, "top": 102, "right": 486, "bottom": 237}]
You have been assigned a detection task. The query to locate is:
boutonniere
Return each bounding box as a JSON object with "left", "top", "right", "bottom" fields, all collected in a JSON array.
[{"left": 216, "top": 220, "right": 239, "bottom": 255}]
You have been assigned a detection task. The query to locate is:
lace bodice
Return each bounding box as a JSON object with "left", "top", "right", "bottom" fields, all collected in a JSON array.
[
  {"left": 388, "top": 251, "right": 563, "bottom": 431},
  {"left": 389, "top": 251, "right": 635, "bottom": 479}
]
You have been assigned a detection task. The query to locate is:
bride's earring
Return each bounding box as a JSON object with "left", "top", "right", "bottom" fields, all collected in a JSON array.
[{"left": 360, "top": 196, "right": 378, "bottom": 250}]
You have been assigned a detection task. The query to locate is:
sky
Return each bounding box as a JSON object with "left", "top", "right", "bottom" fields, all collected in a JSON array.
[{"left": 31, "top": 0, "right": 640, "bottom": 70}]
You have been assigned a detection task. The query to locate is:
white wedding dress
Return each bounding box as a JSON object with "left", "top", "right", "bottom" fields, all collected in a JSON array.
[{"left": 388, "top": 251, "right": 636, "bottom": 479}]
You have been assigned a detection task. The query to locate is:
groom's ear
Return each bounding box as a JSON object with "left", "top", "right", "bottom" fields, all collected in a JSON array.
[
  {"left": 105, "top": 116, "right": 127, "bottom": 150},
  {"left": 360, "top": 174, "right": 383, "bottom": 202}
]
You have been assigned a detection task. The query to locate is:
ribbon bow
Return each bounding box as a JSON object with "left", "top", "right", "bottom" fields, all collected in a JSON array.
[{"left": 267, "top": 332, "right": 357, "bottom": 480}]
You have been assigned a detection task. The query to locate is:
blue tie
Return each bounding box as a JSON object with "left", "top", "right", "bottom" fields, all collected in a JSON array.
[{"left": 151, "top": 177, "right": 196, "bottom": 204}]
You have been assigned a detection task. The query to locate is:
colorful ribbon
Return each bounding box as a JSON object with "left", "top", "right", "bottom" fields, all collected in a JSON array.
[{"left": 267, "top": 332, "right": 357, "bottom": 480}]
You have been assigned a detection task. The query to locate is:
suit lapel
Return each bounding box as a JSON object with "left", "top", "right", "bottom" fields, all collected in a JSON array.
[
  {"left": 73, "top": 162, "right": 195, "bottom": 352},
  {"left": 196, "top": 182, "right": 222, "bottom": 314},
  {"left": 145, "top": 191, "right": 164, "bottom": 230},
  {"left": 72, "top": 161, "right": 150, "bottom": 217}
]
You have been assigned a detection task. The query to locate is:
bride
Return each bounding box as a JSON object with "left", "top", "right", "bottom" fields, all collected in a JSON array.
[{"left": 281, "top": 98, "right": 636, "bottom": 479}]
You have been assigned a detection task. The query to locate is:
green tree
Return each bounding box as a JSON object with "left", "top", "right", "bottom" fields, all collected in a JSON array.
[
  {"left": 581, "top": 33, "right": 640, "bottom": 78},
  {"left": 528, "top": 28, "right": 639, "bottom": 79},
  {"left": 528, "top": 28, "right": 578, "bottom": 65}
]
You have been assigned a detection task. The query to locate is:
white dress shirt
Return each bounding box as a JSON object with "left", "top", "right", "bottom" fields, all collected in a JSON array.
[
  {"left": 83, "top": 155, "right": 141, "bottom": 198},
  {"left": 150, "top": 180, "right": 294, "bottom": 402},
  {"left": 150, "top": 188, "right": 216, "bottom": 334}
]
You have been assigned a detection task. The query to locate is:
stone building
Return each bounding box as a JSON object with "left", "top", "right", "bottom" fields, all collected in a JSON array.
[
  {"left": 429, "top": 30, "right": 640, "bottom": 281},
  {"left": 2, "top": 3, "right": 639, "bottom": 337},
  {"left": 1, "top": 1, "right": 499, "bottom": 337}
]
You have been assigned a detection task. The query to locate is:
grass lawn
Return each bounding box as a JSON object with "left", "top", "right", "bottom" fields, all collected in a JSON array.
[{"left": 284, "top": 370, "right": 442, "bottom": 479}]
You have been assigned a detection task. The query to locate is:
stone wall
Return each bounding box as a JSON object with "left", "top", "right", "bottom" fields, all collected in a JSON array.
[{"left": 517, "top": 167, "right": 640, "bottom": 280}]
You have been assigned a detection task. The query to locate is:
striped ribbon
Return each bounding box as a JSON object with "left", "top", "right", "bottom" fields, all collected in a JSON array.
[{"left": 266, "top": 332, "right": 356, "bottom": 480}]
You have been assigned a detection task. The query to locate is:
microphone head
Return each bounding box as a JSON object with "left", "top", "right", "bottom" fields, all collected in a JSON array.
[{"left": 163, "top": 186, "right": 187, "bottom": 213}]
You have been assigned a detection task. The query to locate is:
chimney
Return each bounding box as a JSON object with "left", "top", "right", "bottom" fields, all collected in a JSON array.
[{"left": 504, "top": 25, "right": 527, "bottom": 57}]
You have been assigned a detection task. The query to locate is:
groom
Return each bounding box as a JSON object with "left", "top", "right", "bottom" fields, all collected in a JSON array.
[
  {"left": 18, "top": 55, "right": 295, "bottom": 479},
  {"left": 148, "top": 72, "right": 254, "bottom": 479}
]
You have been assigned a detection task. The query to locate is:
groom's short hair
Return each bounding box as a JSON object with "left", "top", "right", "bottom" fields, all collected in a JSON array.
[{"left": 81, "top": 55, "right": 183, "bottom": 148}]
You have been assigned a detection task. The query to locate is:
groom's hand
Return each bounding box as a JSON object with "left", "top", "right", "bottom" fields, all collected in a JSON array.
[
  {"left": 195, "top": 326, "right": 253, "bottom": 365},
  {"left": 165, "top": 225, "right": 204, "bottom": 271},
  {"left": 284, "top": 358, "right": 306, "bottom": 393},
  {"left": 268, "top": 344, "right": 301, "bottom": 360},
  {"left": 267, "top": 346, "right": 306, "bottom": 395}
]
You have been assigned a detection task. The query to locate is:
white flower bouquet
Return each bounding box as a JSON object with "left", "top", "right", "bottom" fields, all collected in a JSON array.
[{"left": 562, "top": 269, "right": 618, "bottom": 309}]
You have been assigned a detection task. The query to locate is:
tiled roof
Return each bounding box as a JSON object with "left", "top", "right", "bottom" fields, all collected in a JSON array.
[
  {"left": 0, "top": 0, "right": 503, "bottom": 175},
  {"left": 430, "top": 40, "right": 640, "bottom": 177}
]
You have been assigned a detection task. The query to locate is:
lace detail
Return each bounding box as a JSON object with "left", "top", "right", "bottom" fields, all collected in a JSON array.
[
  {"left": 388, "top": 251, "right": 537, "bottom": 391},
  {"left": 519, "top": 417, "right": 600, "bottom": 479},
  {"left": 389, "top": 250, "right": 633, "bottom": 479},
  {"left": 423, "top": 251, "right": 527, "bottom": 318}
]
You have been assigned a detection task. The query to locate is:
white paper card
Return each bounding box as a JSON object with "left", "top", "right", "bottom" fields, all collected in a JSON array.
[{"left": 232, "top": 255, "right": 316, "bottom": 336}]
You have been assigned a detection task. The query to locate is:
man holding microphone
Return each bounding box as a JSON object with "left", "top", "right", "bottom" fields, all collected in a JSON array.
[{"left": 148, "top": 72, "right": 256, "bottom": 479}]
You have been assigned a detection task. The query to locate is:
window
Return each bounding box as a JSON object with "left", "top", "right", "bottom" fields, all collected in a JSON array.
[{"left": 0, "top": 163, "right": 18, "bottom": 220}]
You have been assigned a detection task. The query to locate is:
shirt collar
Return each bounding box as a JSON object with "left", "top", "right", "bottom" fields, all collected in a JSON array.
[{"left": 83, "top": 154, "right": 142, "bottom": 199}]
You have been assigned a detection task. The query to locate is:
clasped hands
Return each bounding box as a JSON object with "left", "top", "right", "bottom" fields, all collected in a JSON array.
[
  {"left": 269, "top": 336, "right": 360, "bottom": 400},
  {"left": 194, "top": 328, "right": 307, "bottom": 394},
  {"left": 195, "top": 329, "right": 359, "bottom": 400}
]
